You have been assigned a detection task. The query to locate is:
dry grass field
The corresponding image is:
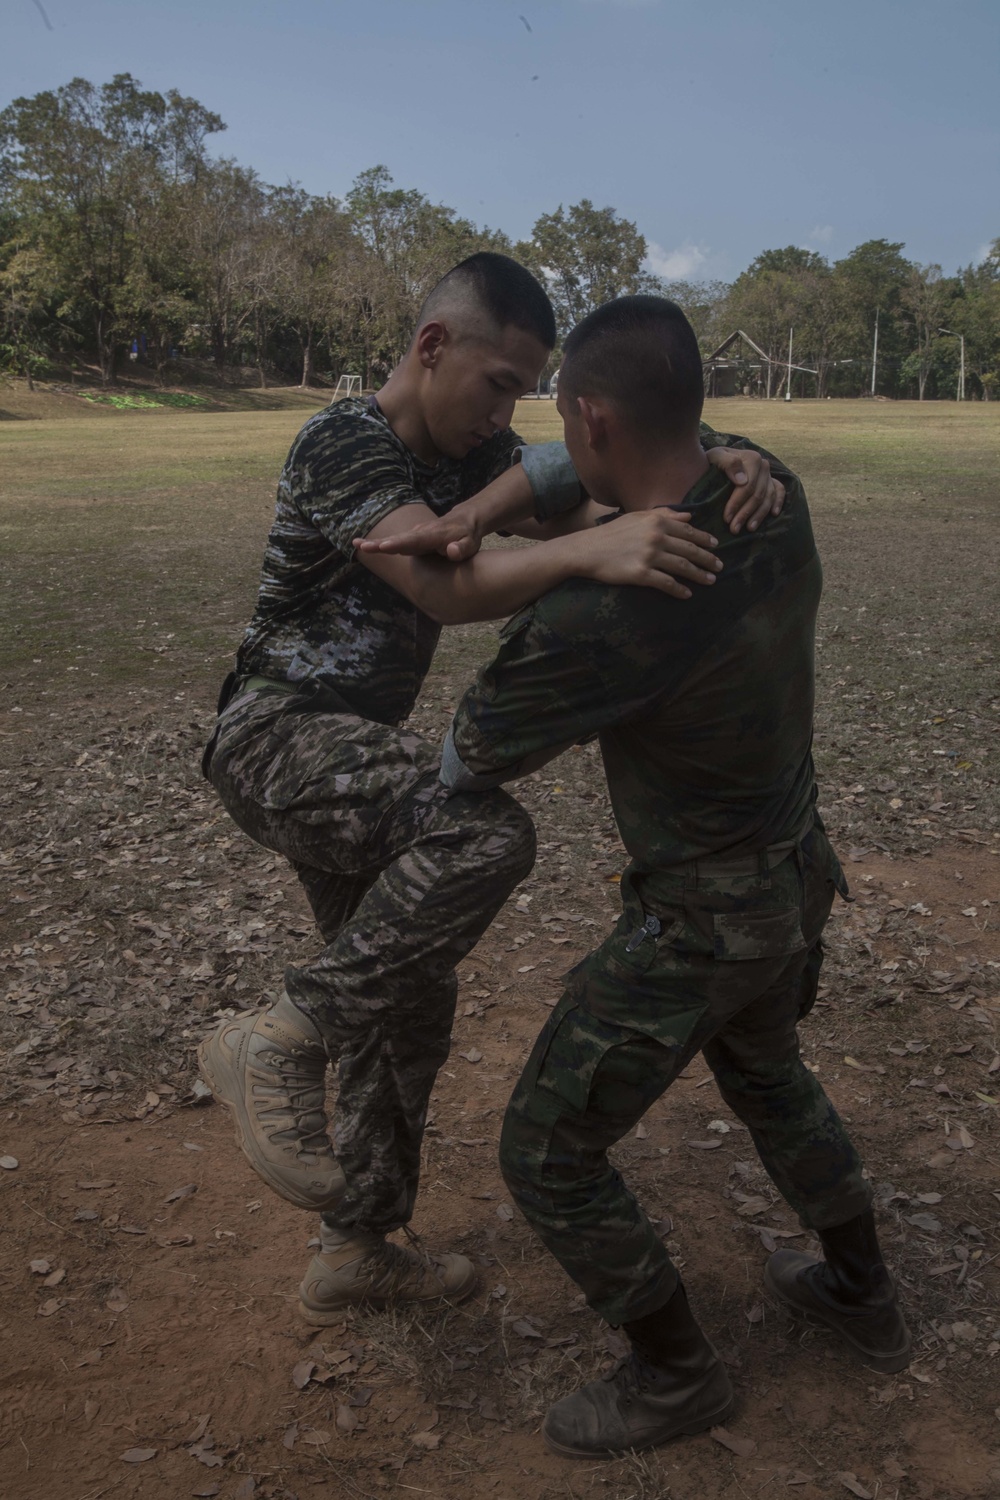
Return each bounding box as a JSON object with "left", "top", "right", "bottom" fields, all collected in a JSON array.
[{"left": 1, "top": 390, "right": 998, "bottom": 1500}]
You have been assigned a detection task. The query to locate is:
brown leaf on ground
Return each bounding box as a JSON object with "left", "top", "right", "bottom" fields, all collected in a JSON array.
[
  {"left": 291, "top": 1360, "right": 316, "bottom": 1389},
  {"left": 835, "top": 1473, "right": 874, "bottom": 1499},
  {"left": 336, "top": 1404, "right": 358, "bottom": 1435},
  {"left": 711, "top": 1426, "right": 757, "bottom": 1457},
  {"left": 688, "top": 1139, "right": 723, "bottom": 1150},
  {"left": 411, "top": 1430, "right": 441, "bottom": 1450},
  {"left": 163, "top": 1182, "right": 197, "bottom": 1203},
  {"left": 121, "top": 1448, "right": 157, "bottom": 1463}
]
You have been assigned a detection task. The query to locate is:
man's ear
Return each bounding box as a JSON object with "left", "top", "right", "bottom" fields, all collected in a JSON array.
[
  {"left": 414, "top": 320, "right": 447, "bottom": 370},
  {"left": 578, "top": 396, "right": 611, "bottom": 452}
]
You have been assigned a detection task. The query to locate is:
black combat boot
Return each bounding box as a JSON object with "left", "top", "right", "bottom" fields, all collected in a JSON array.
[
  {"left": 764, "top": 1208, "right": 911, "bottom": 1373},
  {"left": 542, "top": 1282, "right": 734, "bottom": 1458}
]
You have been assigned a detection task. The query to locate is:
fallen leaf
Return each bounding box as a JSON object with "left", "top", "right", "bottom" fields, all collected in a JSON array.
[
  {"left": 411, "top": 1431, "right": 440, "bottom": 1450},
  {"left": 635, "top": 1121, "right": 648, "bottom": 1139},
  {"left": 711, "top": 1426, "right": 757, "bottom": 1458},
  {"left": 233, "top": 1479, "right": 255, "bottom": 1500},
  {"left": 496, "top": 1203, "right": 514, "bottom": 1221},
  {"left": 77, "top": 1179, "right": 115, "bottom": 1190},
  {"left": 121, "top": 1448, "right": 157, "bottom": 1464},
  {"left": 76, "top": 1349, "right": 102, "bottom": 1367},
  {"left": 707, "top": 1119, "right": 731, "bottom": 1133},
  {"left": 188, "top": 1415, "right": 211, "bottom": 1443},
  {"left": 291, "top": 1360, "right": 316, "bottom": 1390},
  {"left": 74, "top": 1209, "right": 99, "bottom": 1221},
  {"left": 302, "top": 1428, "right": 330, "bottom": 1446},
  {"left": 835, "top": 1473, "right": 873, "bottom": 1499},
  {"left": 758, "top": 1227, "right": 778, "bottom": 1253},
  {"left": 688, "top": 1139, "right": 723, "bottom": 1150},
  {"left": 29, "top": 1258, "right": 52, "bottom": 1275},
  {"left": 745, "top": 1303, "right": 764, "bottom": 1325},
  {"left": 164, "top": 1183, "right": 198, "bottom": 1204},
  {"left": 43, "top": 1267, "right": 66, "bottom": 1287},
  {"left": 282, "top": 1425, "right": 297, "bottom": 1450},
  {"left": 786, "top": 1472, "right": 812, "bottom": 1486},
  {"left": 884, "top": 1458, "right": 907, "bottom": 1480},
  {"left": 905, "top": 1213, "right": 942, "bottom": 1234},
  {"left": 191, "top": 1487, "right": 220, "bottom": 1499},
  {"left": 336, "top": 1404, "right": 358, "bottom": 1435},
  {"left": 37, "top": 1297, "right": 63, "bottom": 1317},
  {"left": 0, "top": 1155, "right": 19, "bottom": 1170},
  {"left": 512, "top": 1318, "right": 544, "bottom": 1339},
  {"left": 106, "top": 1288, "right": 129, "bottom": 1313},
  {"left": 737, "top": 1196, "right": 771, "bottom": 1217},
  {"left": 458, "top": 1048, "right": 483, "bottom": 1064}
]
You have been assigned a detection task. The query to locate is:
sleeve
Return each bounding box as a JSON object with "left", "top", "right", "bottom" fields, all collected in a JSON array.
[
  {"left": 441, "top": 598, "right": 650, "bottom": 791},
  {"left": 515, "top": 441, "right": 584, "bottom": 521},
  {"left": 287, "top": 411, "right": 428, "bottom": 557}
]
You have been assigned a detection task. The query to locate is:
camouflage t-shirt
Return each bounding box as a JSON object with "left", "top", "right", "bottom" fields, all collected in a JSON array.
[
  {"left": 236, "top": 397, "right": 526, "bottom": 725},
  {"left": 444, "top": 444, "right": 820, "bottom": 905}
]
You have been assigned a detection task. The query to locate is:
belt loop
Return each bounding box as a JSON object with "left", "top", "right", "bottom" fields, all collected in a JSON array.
[{"left": 757, "top": 848, "right": 772, "bottom": 889}]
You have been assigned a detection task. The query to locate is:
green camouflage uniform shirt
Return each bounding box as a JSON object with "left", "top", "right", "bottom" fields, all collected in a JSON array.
[{"left": 442, "top": 445, "right": 818, "bottom": 906}]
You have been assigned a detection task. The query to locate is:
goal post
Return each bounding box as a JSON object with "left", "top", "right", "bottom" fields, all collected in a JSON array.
[{"left": 333, "top": 373, "right": 362, "bottom": 400}]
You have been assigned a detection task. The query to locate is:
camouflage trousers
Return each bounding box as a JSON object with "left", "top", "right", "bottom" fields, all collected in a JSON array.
[
  {"left": 500, "top": 823, "right": 872, "bottom": 1327},
  {"left": 209, "top": 684, "right": 536, "bottom": 1234}
]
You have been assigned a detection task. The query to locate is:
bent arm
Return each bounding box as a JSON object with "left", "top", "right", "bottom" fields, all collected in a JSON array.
[{"left": 357, "top": 505, "right": 722, "bottom": 624}]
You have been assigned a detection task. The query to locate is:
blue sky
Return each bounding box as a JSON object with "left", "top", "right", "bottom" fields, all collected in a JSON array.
[{"left": 3, "top": 0, "right": 997, "bottom": 282}]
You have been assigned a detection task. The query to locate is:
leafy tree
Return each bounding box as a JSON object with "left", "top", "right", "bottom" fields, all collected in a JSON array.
[
  {"left": 832, "top": 239, "right": 911, "bottom": 395},
  {"left": 521, "top": 200, "right": 648, "bottom": 336},
  {"left": 0, "top": 74, "right": 223, "bottom": 383},
  {"left": 899, "top": 263, "right": 954, "bottom": 399}
]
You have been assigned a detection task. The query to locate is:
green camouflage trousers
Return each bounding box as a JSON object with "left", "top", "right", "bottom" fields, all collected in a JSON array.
[
  {"left": 209, "top": 683, "right": 536, "bottom": 1234},
  {"left": 500, "top": 823, "right": 871, "bottom": 1326}
]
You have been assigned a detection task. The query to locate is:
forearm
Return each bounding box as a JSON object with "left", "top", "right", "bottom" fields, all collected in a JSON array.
[
  {"left": 446, "top": 462, "right": 538, "bottom": 539},
  {"left": 410, "top": 531, "right": 590, "bottom": 626}
]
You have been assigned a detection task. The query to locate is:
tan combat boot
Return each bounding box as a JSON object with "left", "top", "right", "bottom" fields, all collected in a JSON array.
[
  {"left": 196, "top": 993, "right": 345, "bottom": 1211},
  {"left": 299, "top": 1224, "right": 477, "bottom": 1324}
]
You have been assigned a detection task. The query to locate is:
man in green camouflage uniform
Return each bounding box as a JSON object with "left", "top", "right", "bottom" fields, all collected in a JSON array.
[
  {"left": 442, "top": 296, "right": 910, "bottom": 1456},
  {"left": 197, "top": 256, "right": 779, "bottom": 1320}
]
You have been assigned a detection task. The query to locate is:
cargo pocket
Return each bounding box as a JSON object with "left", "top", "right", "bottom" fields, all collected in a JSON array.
[
  {"left": 603, "top": 913, "right": 684, "bottom": 983},
  {"left": 712, "top": 908, "right": 805, "bottom": 961}
]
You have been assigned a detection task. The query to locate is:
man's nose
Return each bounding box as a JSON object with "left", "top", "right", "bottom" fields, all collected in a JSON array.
[{"left": 490, "top": 395, "right": 517, "bottom": 431}]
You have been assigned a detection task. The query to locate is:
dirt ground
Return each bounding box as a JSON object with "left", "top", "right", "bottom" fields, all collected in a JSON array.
[{"left": 2, "top": 394, "right": 999, "bottom": 1499}]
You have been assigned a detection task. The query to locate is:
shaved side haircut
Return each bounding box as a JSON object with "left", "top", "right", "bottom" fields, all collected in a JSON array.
[
  {"left": 418, "top": 252, "right": 557, "bottom": 351},
  {"left": 561, "top": 295, "right": 705, "bottom": 445}
]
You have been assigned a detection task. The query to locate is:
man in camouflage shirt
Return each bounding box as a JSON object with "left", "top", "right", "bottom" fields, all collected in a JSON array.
[
  {"left": 197, "top": 254, "right": 782, "bottom": 1321},
  {"left": 442, "top": 296, "right": 910, "bottom": 1455}
]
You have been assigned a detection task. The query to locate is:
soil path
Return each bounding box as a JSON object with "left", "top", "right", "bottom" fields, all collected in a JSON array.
[{"left": 2, "top": 843, "right": 999, "bottom": 1500}]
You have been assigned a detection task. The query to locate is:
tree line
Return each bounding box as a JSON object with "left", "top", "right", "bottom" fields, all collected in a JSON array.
[{"left": 2, "top": 75, "right": 997, "bottom": 399}]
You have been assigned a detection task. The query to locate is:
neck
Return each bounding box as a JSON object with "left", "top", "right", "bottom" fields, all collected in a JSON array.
[
  {"left": 374, "top": 355, "right": 440, "bottom": 465},
  {"left": 611, "top": 436, "right": 711, "bottom": 512}
]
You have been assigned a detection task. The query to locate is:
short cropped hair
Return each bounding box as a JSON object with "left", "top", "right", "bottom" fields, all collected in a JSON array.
[
  {"left": 560, "top": 295, "right": 704, "bottom": 443},
  {"left": 419, "top": 253, "right": 557, "bottom": 350}
]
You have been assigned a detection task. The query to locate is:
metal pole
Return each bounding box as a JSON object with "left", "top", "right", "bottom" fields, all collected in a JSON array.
[
  {"left": 785, "top": 327, "right": 793, "bottom": 401},
  {"left": 871, "top": 308, "right": 879, "bottom": 397},
  {"left": 959, "top": 334, "right": 965, "bottom": 401}
]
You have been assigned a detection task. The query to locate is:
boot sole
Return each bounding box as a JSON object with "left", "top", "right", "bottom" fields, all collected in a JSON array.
[
  {"left": 542, "top": 1393, "right": 735, "bottom": 1459},
  {"left": 297, "top": 1266, "right": 479, "bottom": 1323},
  {"left": 764, "top": 1263, "right": 912, "bottom": 1374},
  {"left": 196, "top": 1032, "right": 345, "bottom": 1213}
]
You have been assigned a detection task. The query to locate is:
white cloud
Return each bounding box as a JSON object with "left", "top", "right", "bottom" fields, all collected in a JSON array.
[
  {"left": 645, "top": 240, "right": 710, "bottom": 281},
  {"left": 807, "top": 224, "right": 834, "bottom": 245}
]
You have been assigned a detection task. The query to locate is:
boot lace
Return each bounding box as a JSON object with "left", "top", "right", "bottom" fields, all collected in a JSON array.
[
  {"left": 253, "top": 1045, "right": 333, "bottom": 1156},
  {"left": 359, "top": 1228, "right": 442, "bottom": 1298}
]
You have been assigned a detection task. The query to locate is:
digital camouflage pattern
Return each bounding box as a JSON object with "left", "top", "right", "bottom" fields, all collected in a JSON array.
[
  {"left": 208, "top": 681, "right": 535, "bottom": 1233},
  {"left": 500, "top": 829, "right": 871, "bottom": 1326},
  {"left": 446, "top": 450, "right": 820, "bottom": 903},
  {"left": 444, "top": 448, "right": 873, "bottom": 1325},
  {"left": 236, "top": 396, "right": 524, "bottom": 727}
]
